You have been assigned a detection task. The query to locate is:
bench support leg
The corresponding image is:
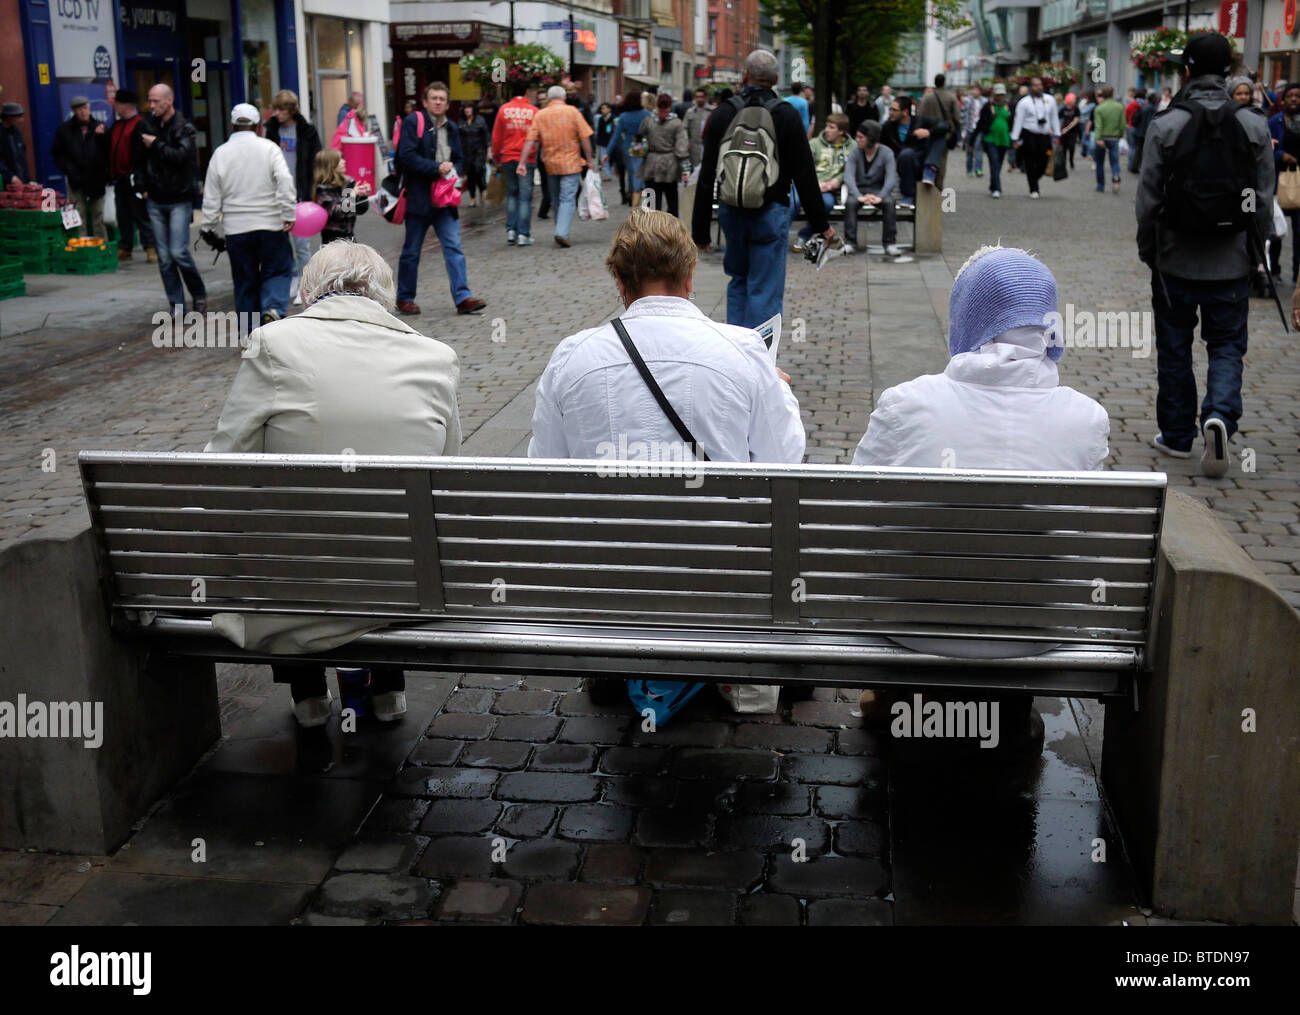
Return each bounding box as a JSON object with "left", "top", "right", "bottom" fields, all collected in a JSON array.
[
  {"left": 0, "top": 528, "right": 221, "bottom": 854},
  {"left": 1102, "top": 492, "right": 1300, "bottom": 924}
]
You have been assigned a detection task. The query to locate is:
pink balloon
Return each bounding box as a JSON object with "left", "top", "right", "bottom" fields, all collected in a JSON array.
[{"left": 291, "top": 201, "right": 328, "bottom": 237}]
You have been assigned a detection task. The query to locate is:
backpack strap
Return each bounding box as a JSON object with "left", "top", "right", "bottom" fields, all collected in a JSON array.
[{"left": 611, "top": 317, "right": 710, "bottom": 462}]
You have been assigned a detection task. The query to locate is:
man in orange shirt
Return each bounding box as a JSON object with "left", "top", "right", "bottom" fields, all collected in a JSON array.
[
  {"left": 519, "top": 85, "right": 594, "bottom": 248},
  {"left": 492, "top": 81, "right": 539, "bottom": 245}
]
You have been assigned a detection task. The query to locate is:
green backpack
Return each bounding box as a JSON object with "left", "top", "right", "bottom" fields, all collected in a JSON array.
[{"left": 716, "top": 96, "right": 783, "bottom": 209}]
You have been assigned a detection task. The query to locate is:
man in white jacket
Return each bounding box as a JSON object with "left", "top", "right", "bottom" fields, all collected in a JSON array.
[{"left": 201, "top": 103, "right": 298, "bottom": 324}]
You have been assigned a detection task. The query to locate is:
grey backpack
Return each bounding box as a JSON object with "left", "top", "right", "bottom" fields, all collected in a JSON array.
[{"left": 716, "top": 96, "right": 782, "bottom": 209}]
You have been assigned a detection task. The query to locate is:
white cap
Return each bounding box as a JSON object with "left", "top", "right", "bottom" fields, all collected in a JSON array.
[{"left": 230, "top": 102, "right": 260, "bottom": 126}]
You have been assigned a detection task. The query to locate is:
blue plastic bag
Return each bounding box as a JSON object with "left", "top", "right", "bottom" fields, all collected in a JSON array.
[{"left": 626, "top": 679, "right": 707, "bottom": 727}]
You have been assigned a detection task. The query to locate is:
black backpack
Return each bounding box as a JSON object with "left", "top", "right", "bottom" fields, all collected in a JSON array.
[{"left": 1157, "top": 97, "right": 1257, "bottom": 238}]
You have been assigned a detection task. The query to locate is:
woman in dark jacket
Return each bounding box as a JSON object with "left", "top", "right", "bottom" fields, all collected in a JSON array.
[
  {"left": 459, "top": 104, "right": 490, "bottom": 206},
  {"left": 595, "top": 102, "right": 616, "bottom": 180},
  {"left": 604, "top": 92, "right": 652, "bottom": 207}
]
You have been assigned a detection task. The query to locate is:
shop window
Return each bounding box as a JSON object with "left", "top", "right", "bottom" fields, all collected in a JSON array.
[
  {"left": 240, "top": 0, "right": 281, "bottom": 111},
  {"left": 310, "top": 16, "right": 366, "bottom": 138}
]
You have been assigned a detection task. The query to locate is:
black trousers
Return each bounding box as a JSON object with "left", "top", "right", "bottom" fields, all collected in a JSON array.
[
  {"left": 113, "top": 176, "right": 154, "bottom": 252},
  {"left": 647, "top": 180, "right": 679, "bottom": 216},
  {"left": 1019, "top": 132, "right": 1051, "bottom": 193},
  {"left": 271, "top": 663, "right": 405, "bottom": 702}
]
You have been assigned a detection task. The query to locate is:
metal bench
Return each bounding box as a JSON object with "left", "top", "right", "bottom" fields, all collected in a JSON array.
[
  {"left": 713, "top": 189, "right": 917, "bottom": 253},
  {"left": 78, "top": 452, "right": 1167, "bottom": 699}
]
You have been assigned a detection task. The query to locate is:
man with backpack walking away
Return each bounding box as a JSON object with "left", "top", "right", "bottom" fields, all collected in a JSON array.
[
  {"left": 1136, "top": 32, "right": 1274, "bottom": 478},
  {"left": 691, "top": 49, "right": 839, "bottom": 329}
]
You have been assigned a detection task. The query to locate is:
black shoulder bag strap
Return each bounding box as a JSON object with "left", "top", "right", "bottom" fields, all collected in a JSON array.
[{"left": 611, "top": 317, "right": 710, "bottom": 461}]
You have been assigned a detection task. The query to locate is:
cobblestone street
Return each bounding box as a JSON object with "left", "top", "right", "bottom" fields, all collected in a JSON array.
[{"left": 1, "top": 162, "right": 1295, "bottom": 926}]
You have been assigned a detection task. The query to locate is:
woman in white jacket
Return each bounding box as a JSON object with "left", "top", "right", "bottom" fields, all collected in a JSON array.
[
  {"left": 205, "top": 241, "right": 462, "bottom": 727},
  {"left": 852, "top": 244, "right": 1110, "bottom": 741}
]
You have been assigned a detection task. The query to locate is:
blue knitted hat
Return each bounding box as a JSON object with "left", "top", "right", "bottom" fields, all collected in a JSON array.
[{"left": 948, "top": 246, "right": 1062, "bottom": 362}]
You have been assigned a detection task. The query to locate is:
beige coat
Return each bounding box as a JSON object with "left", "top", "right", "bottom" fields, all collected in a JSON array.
[{"left": 205, "top": 293, "right": 461, "bottom": 654}]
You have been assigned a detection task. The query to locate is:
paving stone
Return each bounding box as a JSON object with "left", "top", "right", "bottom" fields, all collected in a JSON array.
[
  {"left": 426, "top": 713, "right": 496, "bottom": 741},
  {"left": 334, "top": 835, "right": 428, "bottom": 874},
  {"left": 493, "top": 689, "right": 560, "bottom": 715},
  {"left": 835, "top": 728, "right": 889, "bottom": 757},
  {"left": 502, "top": 839, "right": 583, "bottom": 880},
  {"left": 780, "top": 754, "right": 885, "bottom": 786},
  {"left": 457, "top": 673, "right": 521, "bottom": 690},
  {"left": 629, "top": 721, "right": 731, "bottom": 747},
  {"left": 315, "top": 873, "right": 438, "bottom": 921},
  {"left": 521, "top": 883, "right": 651, "bottom": 926},
  {"left": 791, "top": 701, "right": 863, "bottom": 728},
  {"left": 496, "top": 804, "right": 558, "bottom": 839},
  {"left": 557, "top": 803, "right": 637, "bottom": 842},
  {"left": 734, "top": 723, "right": 833, "bottom": 753},
  {"left": 361, "top": 797, "right": 431, "bottom": 835},
  {"left": 409, "top": 738, "right": 465, "bottom": 767},
  {"left": 497, "top": 772, "right": 602, "bottom": 802},
  {"left": 834, "top": 821, "right": 889, "bottom": 859},
  {"left": 715, "top": 815, "right": 830, "bottom": 853},
  {"left": 603, "top": 776, "right": 679, "bottom": 808},
  {"left": 556, "top": 691, "right": 633, "bottom": 717},
  {"left": 580, "top": 844, "right": 646, "bottom": 884},
  {"left": 737, "top": 782, "right": 813, "bottom": 816},
  {"left": 492, "top": 714, "right": 563, "bottom": 741},
  {"left": 444, "top": 688, "right": 496, "bottom": 713},
  {"left": 670, "top": 749, "right": 779, "bottom": 781},
  {"left": 632, "top": 809, "right": 712, "bottom": 848},
  {"left": 435, "top": 879, "right": 524, "bottom": 923},
  {"left": 740, "top": 894, "right": 803, "bottom": 926},
  {"left": 807, "top": 898, "right": 894, "bottom": 926},
  {"left": 530, "top": 743, "right": 597, "bottom": 772},
  {"left": 523, "top": 675, "right": 585, "bottom": 691},
  {"left": 643, "top": 850, "right": 766, "bottom": 890},
  {"left": 419, "top": 799, "right": 503, "bottom": 836},
  {"left": 599, "top": 746, "right": 671, "bottom": 775},
  {"left": 460, "top": 740, "right": 532, "bottom": 770},
  {"left": 560, "top": 716, "right": 632, "bottom": 744},
  {"left": 392, "top": 766, "right": 499, "bottom": 799},
  {"left": 768, "top": 855, "right": 890, "bottom": 898},
  {"left": 413, "top": 836, "right": 500, "bottom": 879},
  {"left": 298, "top": 912, "right": 376, "bottom": 926},
  {"left": 815, "top": 785, "right": 888, "bottom": 821},
  {"left": 650, "top": 890, "right": 739, "bottom": 925}
]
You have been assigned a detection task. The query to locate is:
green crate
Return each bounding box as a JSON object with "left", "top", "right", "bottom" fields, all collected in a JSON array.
[
  {"left": 0, "top": 254, "right": 20, "bottom": 275},
  {"left": 106, "top": 223, "right": 120, "bottom": 244},
  {"left": 0, "top": 277, "right": 25, "bottom": 300},
  {"left": 53, "top": 245, "right": 117, "bottom": 274}
]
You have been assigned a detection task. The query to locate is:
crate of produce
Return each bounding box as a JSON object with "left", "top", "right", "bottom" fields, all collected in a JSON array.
[
  {"left": 54, "top": 238, "right": 117, "bottom": 274},
  {"left": 0, "top": 276, "right": 25, "bottom": 300},
  {"left": 1, "top": 208, "right": 70, "bottom": 230}
]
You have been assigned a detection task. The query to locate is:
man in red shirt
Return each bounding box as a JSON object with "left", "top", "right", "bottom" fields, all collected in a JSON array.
[
  {"left": 107, "top": 90, "right": 156, "bottom": 263},
  {"left": 1124, "top": 87, "right": 1144, "bottom": 171},
  {"left": 491, "top": 81, "right": 539, "bottom": 245}
]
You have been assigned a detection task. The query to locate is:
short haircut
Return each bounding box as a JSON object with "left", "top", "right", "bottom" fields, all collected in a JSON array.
[
  {"left": 790, "top": 83, "right": 802, "bottom": 95},
  {"left": 606, "top": 208, "right": 697, "bottom": 295},
  {"left": 896, "top": 95, "right": 914, "bottom": 114},
  {"left": 1285, "top": 83, "right": 1300, "bottom": 98},
  {"left": 743, "top": 49, "right": 779, "bottom": 86},
  {"left": 858, "top": 120, "right": 881, "bottom": 144},
  {"left": 149, "top": 83, "right": 174, "bottom": 101},
  {"left": 547, "top": 85, "right": 566, "bottom": 102},
  {"left": 1135, "top": 87, "right": 1147, "bottom": 99},
  {"left": 511, "top": 80, "right": 530, "bottom": 98},
  {"left": 826, "top": 112, "right": 850, "bottom": 132},
  {"left": 935, "top": 73, "right": 946, "bottom": 88},
  {"left": 272, "top": 90, "right": 298, "bottom": 115},
  {"left": 424, "top": 81, "right": 449, "bottom": 99},
  {"left": 694, "top": 89, "right": 706, "bottom": 97},
  {"left": 301, "top": 240, "right": 396, "bottom": 311},
  {"left": 1101, "top": 85, "right": 1114, "bottom": 98}
]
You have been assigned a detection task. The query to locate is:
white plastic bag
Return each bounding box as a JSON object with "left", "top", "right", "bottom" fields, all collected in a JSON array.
[
  {"left": 1118, "top": 138, "right": 1129, "bottom": 156},
  {"left": 582, "top": 171, "right": 608, "bottom": 221},
  {"left": 1273, "top": 198, "right": 1288, "bottom": 238},
  {"left": 102, "top": 186, "right": 117, "bottom": 227},
  {"left": 716, "top": 683, "right": 781, "bottom": 714}
]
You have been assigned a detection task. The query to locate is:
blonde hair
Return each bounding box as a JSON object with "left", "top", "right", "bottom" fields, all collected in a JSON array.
[
  {"left": 312, "top": 148, "right": 345, "bottom": 199},
  {"left": 605, "top": 208, "right": 697, "bottom": 296},
  {"left": 642, "top": 91, "right": 656, "bottom": 110},
  {"left": 301, "top": 240, "right": 396, "bottom": 311},
  {"left": 272, "top": 90, "right": 298, "bottom": 115}
]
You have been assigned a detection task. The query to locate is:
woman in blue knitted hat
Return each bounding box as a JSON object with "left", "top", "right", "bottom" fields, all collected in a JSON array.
[{"left": 853, "top": 244, "right": 1109, "bottom": 471}]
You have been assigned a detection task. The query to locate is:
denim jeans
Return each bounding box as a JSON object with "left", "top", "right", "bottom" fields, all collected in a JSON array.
[
  {"left": 1094, "top": 138, "right": 1121, "bottom": 189},
  {"left": 1125, "top": 126, "right": 1138, "bottom": 170},
  {"left": 225, "top": 229, "right": 294, "bottom": 318},
  {"left": 965, "top": 131, "right": 984, "bottom": 172},
  {"left": 146, "top": 198, "right": 206, "bottom": 310},
  {"left": 290, "top": 233, "right": 311, "bottom": 277},
  {"left": 983, "top": 142, "right": 1006, "bottom": 192},
  {"left": 795, "top": 191, "right": 835, "bottom": 241},
  {"left": 503, "top": 161, "right": 534, "bottom": 236},
  {"left": 718, "top": 200, "right": 791, "bottom": 329},
  {"left": 398, "top": 209, "right": 471, "bottom": 305},
  {"left": 1151, "top": 273, "right": 1249, "bottom": 449},
  {"left": 548, "top": 172, "right": 581, "bottom": 240}
]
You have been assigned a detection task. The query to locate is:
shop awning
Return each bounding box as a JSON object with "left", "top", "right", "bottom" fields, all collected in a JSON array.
[{"left": 622, "top": 72, "right": 663, "bottom": 88}]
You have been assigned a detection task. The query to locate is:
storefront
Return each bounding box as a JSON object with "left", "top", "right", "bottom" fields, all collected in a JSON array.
[
  {"left": 390, "top": 21, "right": 509, "bottom": 119},
  {"left": 17, "top": 0, "right": 299, "bottom": 187},
  {"left": 1261, "top": 0, "right": 1300, "bottom": 86}
]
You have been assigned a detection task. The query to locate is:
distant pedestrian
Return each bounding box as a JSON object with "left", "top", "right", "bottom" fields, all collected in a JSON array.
[
  {"left": 962, "top": 83, "right": 987, "bottom": 176},
  {"left": 1268, "top": 83, "right": 1300, "bottom": 281},
  {"left": 337, "top": 91, "right": 363, "bottom": 127},
  {"left": 1130, "top": 89, "right": 1158, "bottom": 173},
  {"left": 875, "top": 85, "right": 893, "bottom": 123},
  {"left": 881, "top": 95, "right": 951, "bottom": 197},
  {"left": 395, "top": 81, "right": 487, "bottom": 316},
  {"left": 51, "top": 96, "right": 108, "bottom": 240},
  {"left": 605, "top": 92, "right": 652, "bottom": 207},
  {"left": 1137, "top": 32, "right": 1273, "bottom": 477},
  {"left": 785, "top": 81, "right": 812, "bottom": 136},
  {"left": 1059, "top": 95, "right": 1080, "bottom": 170},
  {"left": 847, "top": 84, "right": 878, "bottom": 138},
  {"left": 0, "top": 102, "right": 30, "bottom": 184},
  {"left": 978, "top": 83, "right": 1013, "bottom": 198},
  {"left": 641, "top": 92, "right": 689, "bottom": 216},
  {"left": 107, "top": 90, "right": 156, "bottom": 263},
  {"left": 595, "top": 101, "right": 616, "bottom": 177},
  {"left": 263, "top": 90, "right": 322, "bottom": 304},
  {"left": 683, "top": 89, "right": 713, "bottom": 170},
  {"left": 312, "top": 148, "right": 369, "bottom": 244},
  {"left": 1010, "top": 77, "right": 1060, "bottom": 198},
  {"left": 137, "top": 84, "right": 206, "bottom": 314},
  {"left": 795, "top": 112, "right": 851, "bottom": 250},
  {"left": 460, "top": 103, "right": 489, "bottom": 206},
  {"left": 519, "top": 85, "right": 594, "bottom": 248},
  {"left": 493, "top": 81, "right": 539, "bottom": 245},
  {"left": 200, "top": 103, "right": 297, "bottom": 324},
  {"left": 1092, "top": 85, "right": 1125, "bottom": 193},
  {"left": 843, "top": 121, "right": 900, "bottom": 256}
]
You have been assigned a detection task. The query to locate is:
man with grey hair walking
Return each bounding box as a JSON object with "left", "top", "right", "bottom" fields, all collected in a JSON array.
[
  {"left": 691, "top": 48, "right": 837, "bottom": 328},
  {"left": 519, "top": 85, "right": 594, "bottom": 248}
]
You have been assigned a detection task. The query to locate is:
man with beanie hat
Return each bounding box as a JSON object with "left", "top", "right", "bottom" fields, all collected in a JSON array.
[
  {"left": 0, "top": 102, "right": 30, "bottom": 184},
  {"left": 844, "top": 121, "right": 900, "bottom": 255},
  {"left": 108, "top": 89, "right": 156, "bottom": 262},
  {"left": 1136, "top": 31, "right": 1273, "bottom": 478},
  {"left": 851, "top": 244, "right": 1110, "bottom": 742}
]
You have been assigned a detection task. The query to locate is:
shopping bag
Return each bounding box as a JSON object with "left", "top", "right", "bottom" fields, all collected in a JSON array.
[
  {"left": 432, "top": 171, "right": 462, "bottom": 208},
  {"left": 582, "top": 171, "right": 607, "bottom": 221},
  {"left": 1274, "top": 198, "right": 1288, "bottom": 238},
  {"left": 577, "top": 179, "right": 591, "bottom": 221},
  {"left": 1278, "top": 167, "right": 1300, "bottom": 211},
  {"left": 626, "top": 679, "right": 707, "bottom": 728},
  {"left": 716, "top": 683, "right": 781, "bottom": 714},
  {"left": 1052, "top": 144, "right": 1068, "bottom": 181},
  {"left": 102, "top": 186, "right": 117, "bottom": 227},
  {"left": 485, "top": 170, "right": 506, "bottom": 207}
]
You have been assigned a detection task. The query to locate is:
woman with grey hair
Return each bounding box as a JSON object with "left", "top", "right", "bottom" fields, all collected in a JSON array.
[{"left": 205, "top": 240, "right": 462, "bottom": 727}]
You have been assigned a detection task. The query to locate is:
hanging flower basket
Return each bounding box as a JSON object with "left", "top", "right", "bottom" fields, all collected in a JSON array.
[
  {"left": 1130, "top": 28, "right": 1237, "bottom": 73},
  {"left": 1014, "top": 61, "right": 1080, "bottom": 90},
  {"left": 459, "top": 44, "right": 566, "bottom": 89}
]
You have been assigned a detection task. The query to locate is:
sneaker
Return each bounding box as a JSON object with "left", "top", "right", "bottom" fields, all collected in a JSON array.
[
  {"left": 1030, "top": 191, "right": 1041, "bottom": 199},
  {"left": 975, "top": 169, "right": 983, "bottom": 178},
  {"left": 1096, "top": 186, "right": 1105, "bottom": 193},
  {"left": 842, "top": 242, "right": 857, "bottom": 255},
  {"left": 506, "top": 229, "right": 517, "bottom": 244},
  {"left": 292, "top": 689, "right": 333, "bottom": 728},
  {"left": 884, "top": 243, "right": 902, "bottom": 257},
  {"left": 791, "top": 239, "right": 806, "bottom": 252},
  {"left": 516, "top": 234, "right": 534, "bottom": 246},
  {"left": 1150, "top": 433, "right": 1192, "bottom": 459},
  {"left": 1113, "top": 177, "right": 1121, "bottom": 194},
  {"left": 1201, "top": 418, "right": 1230, "bottom": 477},
  {"left": 260, "top": 309, "right": 282, "bottom": 325},
  {"left": 555, "top": 235, "right": 571, "bottom": 248},
  {"left": 372, "top": 691, "right": 407, "bottom": 722},
  {"left": 990, "top": 190, "right": 1000, "bottom": 199},
  {"left": 921, "top": 165, "right": 938, "bottom": 187},
  {"left": 292, "top": 291, "right": 303, "bottom": 306}
]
